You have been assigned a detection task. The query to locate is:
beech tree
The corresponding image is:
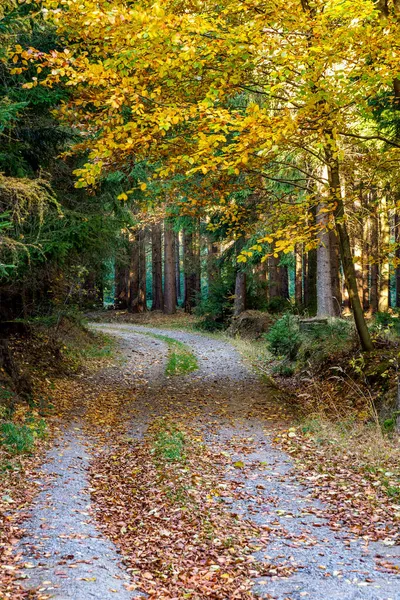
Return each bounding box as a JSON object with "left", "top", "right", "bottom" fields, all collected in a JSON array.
[{"left": 18, "top": 0, "right": 400, "bottom": 349}]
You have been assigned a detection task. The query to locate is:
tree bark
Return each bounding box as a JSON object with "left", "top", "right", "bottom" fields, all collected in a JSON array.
[
  {"left": 268, "top": 254, "right": 281, "bottom": 298},
  {"left": 164, "top": 219, "right": 177, "bottom": 315},
  {"left": 362, "top": 216, "right": 370, "bottom": 311},
  {"left": 194, "top": 221, "right": 201, "bottom": 298},
  {"left": 326, "top": 146, "right": 373, "bottom": 351},
  {"left": 280, "top": 265, "right": 289, "bottom": 300},
  {"left": 151, "top": 221, "right": 164, "bottom": 311},
  {"left": 378, "top": 195, "right": 390, "bottom": 312},
  {"left": 295, "top": 244, "right": 303, "bottom": 306},
  {"left": 316, "top": 202, "right": 336, "bottom": 317},
  {"left": 207, "top": 238, "right": 219, "bottom": 292},
  {"left": 304, "top": 206, "right": 317, "bottom": 314},
  {"left": 329, "top": 229, "right": 342, "bottom": 315},
  {"left": 183, "top": 222, "right": 200, "bottom": 312},
  {"left": 370, "top": 197, "right": 379, "bottom": 313},
  {"left": 234, "top": 272, "right": 246, "bottom": 316},
  {"left": 395, "top": 211, "right": 400, "bottom": 307},
  {"left": 175, "top": 230, "right": 181, "bottom": 304},
  {"left": 128, "top": 229, "right": 147, "bottom": 313},
  {"left": 114, "top": 240, "right": 129, "bottom": 309}
]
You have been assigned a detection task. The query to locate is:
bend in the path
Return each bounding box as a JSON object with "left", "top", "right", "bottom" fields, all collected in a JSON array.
[
  {"left": 18, "top": 323, "right": 400, "bottom": 600},
  {"left": 91, "top": 322, "right": 254, "bottom": 382},
  {"left": 94, "top": 323, "right": 400, "bottom": 600}
]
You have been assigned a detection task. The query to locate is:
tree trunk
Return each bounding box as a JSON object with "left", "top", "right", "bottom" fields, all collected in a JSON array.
[
  {"left": 378, "top": 195, "right": 390, "bottom": 312},
  {"left": 280, "top": 265, "right": 289, "bottom": 300},
  {"left": 114, "top": 241, "right": 129, "bottom": 309},
  {"left": 164, "top": 219, "right": 177, "bottom": 315},
  {"left": 304, "top": 206, "right": 317, "bottom": 314},
  {"left": 207, "top": 238, "right": 219, "bottom": 292},
  {"left": 175, "top": 231, "right": 181, "bottom": 304},
  {"left": 370, "top": 198, "right": 379, "bottom": 313},
  {"left": 395, "top": 211, "right": 400, "bottom": 307},
  {"left": 316, "top": 202, "right": 335, "bottom": 317},
  {"left": 268, "top": 254, "right": 281, "bottom": 298},
  {"left": 329, "top": 229, "right": 342, "bottom": 315},
  {"left": 326, "top": 147, "right": 373, "bottom": 351},
  {"left": 183, "top": 224, "right": 197, "bottom": 313},
  {"left": 128, "top": 230, "right": 146, "bottom": 313},
  {"left": 151, "top": 221, "right": 164, "bottom": 311},
  {"left": 138, "top": 229, "right": 147, "bottom": 312},
  {"left": 295, "top": 244, "right": 303, "bottom": 306},
  {"left": 175, "top": 231, "right": 182, "bottom": 304},
  {"left": 194, "top": 222, "right": 201, "bottom": 299},
  {"left": 362, "top": 216, "right": 370, "bottom": 311},
  {"left": 234, "top": 272, "right": 246, "bottom": 316}
]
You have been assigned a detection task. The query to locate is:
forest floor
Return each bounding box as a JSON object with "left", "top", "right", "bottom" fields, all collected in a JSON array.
[{"left": 4, "top": 320, "right": 400, "bottom": 599}]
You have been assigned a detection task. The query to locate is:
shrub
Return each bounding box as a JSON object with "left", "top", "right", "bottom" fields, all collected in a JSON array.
[
  {"left": 0, "top": 412, "right": 47, "bottom": 455},
  {"left": 299, "top": 318, "right": 354, "bottom": 364},
  {"left": 265, "top": 314, "right": 301, "bottom": 360},
  {"left": 195, "top": 278, "right": 233, "bottom": 331}
]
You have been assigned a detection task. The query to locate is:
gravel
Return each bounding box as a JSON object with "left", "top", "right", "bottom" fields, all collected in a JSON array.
[{"left": 17, "top": 322, "right": 400, "bottom": 600}]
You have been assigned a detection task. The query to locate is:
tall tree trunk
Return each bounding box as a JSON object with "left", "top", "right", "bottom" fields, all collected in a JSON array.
[
  {"left": 128, "top": 229, "right": 147, "bottom": 313},
  {"left": 175, "top": 231, "right": 181, "bottom": 304},
  {"left": 194, "top": 221, "right": 201, "bottom": 298},
  {"left": 295, "top": 244, "right": 303, "bottom": 306},
  {"left": 304, "top": 205, "right": 317, "bottom": 314},
  {"left": 114, "top": 240, "right": 129, "bottom": 309},
  {"left": 151, "top": 221, "right": 163, "bottom": 311},
  {"left": 207, "top": 238, "right": 219, "bottom": 292},
  {"left": 183, "top": 229, "right": 196, "bottom": 313},
  {"left": 316, "top": 202, "right": 336, "bottom": 317},
  {"left": 164, "top": 219, "right": 177, "bottom": 315},
  {"left": 234, "top": 238, "right": 246, "bottom": 316},
  {"left": 370, "top": 196, "right": 379, "bottom": 313},
  {"left": 280, "top": 265, "right": 289, "bottom": 300},
  {"left": 378, "top": 195, "right": 390, "bottom": 312},
  {"left": 395, "top": 211, "right": 400, "bottom": 307},
  {"left": 234, "top": 272, "right": 246, "bottom": 316},
  {"left": 268, "top": 254, "right": 281, "bottom": 299},
  {"left": 138, "top": 229, "right": 147, "bottom": 312},
  {"left": 329, "top": 229, "right": 342, "bottom": 315},
  {"left": 128, "top": 235, "right": 139, "bottom": 312},
  {"left": 362, "top": 216, "right": 370, "bottom": 311},
  {"left": 353, "top": 192, "right": 364, "bottom": 307},
  {"left": 326, "top": 146, "right": 373, "bottom": 351}
]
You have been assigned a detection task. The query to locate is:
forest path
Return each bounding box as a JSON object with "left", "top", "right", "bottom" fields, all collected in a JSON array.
[{"left": 18, "top": 323, "right": 400, "bottom": 600}]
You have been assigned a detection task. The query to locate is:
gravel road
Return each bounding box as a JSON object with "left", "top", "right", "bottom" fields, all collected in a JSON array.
[{"left": 17, "top": 323, "right": 400, "bottom": 600}]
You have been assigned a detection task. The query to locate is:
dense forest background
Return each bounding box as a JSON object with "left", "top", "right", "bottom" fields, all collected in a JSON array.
[{"left": 0, "top": 0, "right": 399, "bottom": 346}]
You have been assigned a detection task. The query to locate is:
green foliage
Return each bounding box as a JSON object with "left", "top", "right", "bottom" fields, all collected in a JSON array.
[
  {"left": 299, "top": 318, "right": 355, "bottom": 365},
  {"left": 265, "top": 314, "right": 301, "bottom": 360},
  {"left": 266, "top": 296, "right": 289, "bottom": 314},
  {"left": 0, "top": 422, "right": 34, "bottom": 454},
  {"left": 0, "top": 416, "right": 46, "bottom": 455},
  {"left": 195, "top": 277, "right": 233, "bottom": 331}
]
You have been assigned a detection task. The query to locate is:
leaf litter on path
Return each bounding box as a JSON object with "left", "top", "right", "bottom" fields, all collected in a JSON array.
[{"left": 8, "top": 323, "right": 400, "bottom": 599}]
